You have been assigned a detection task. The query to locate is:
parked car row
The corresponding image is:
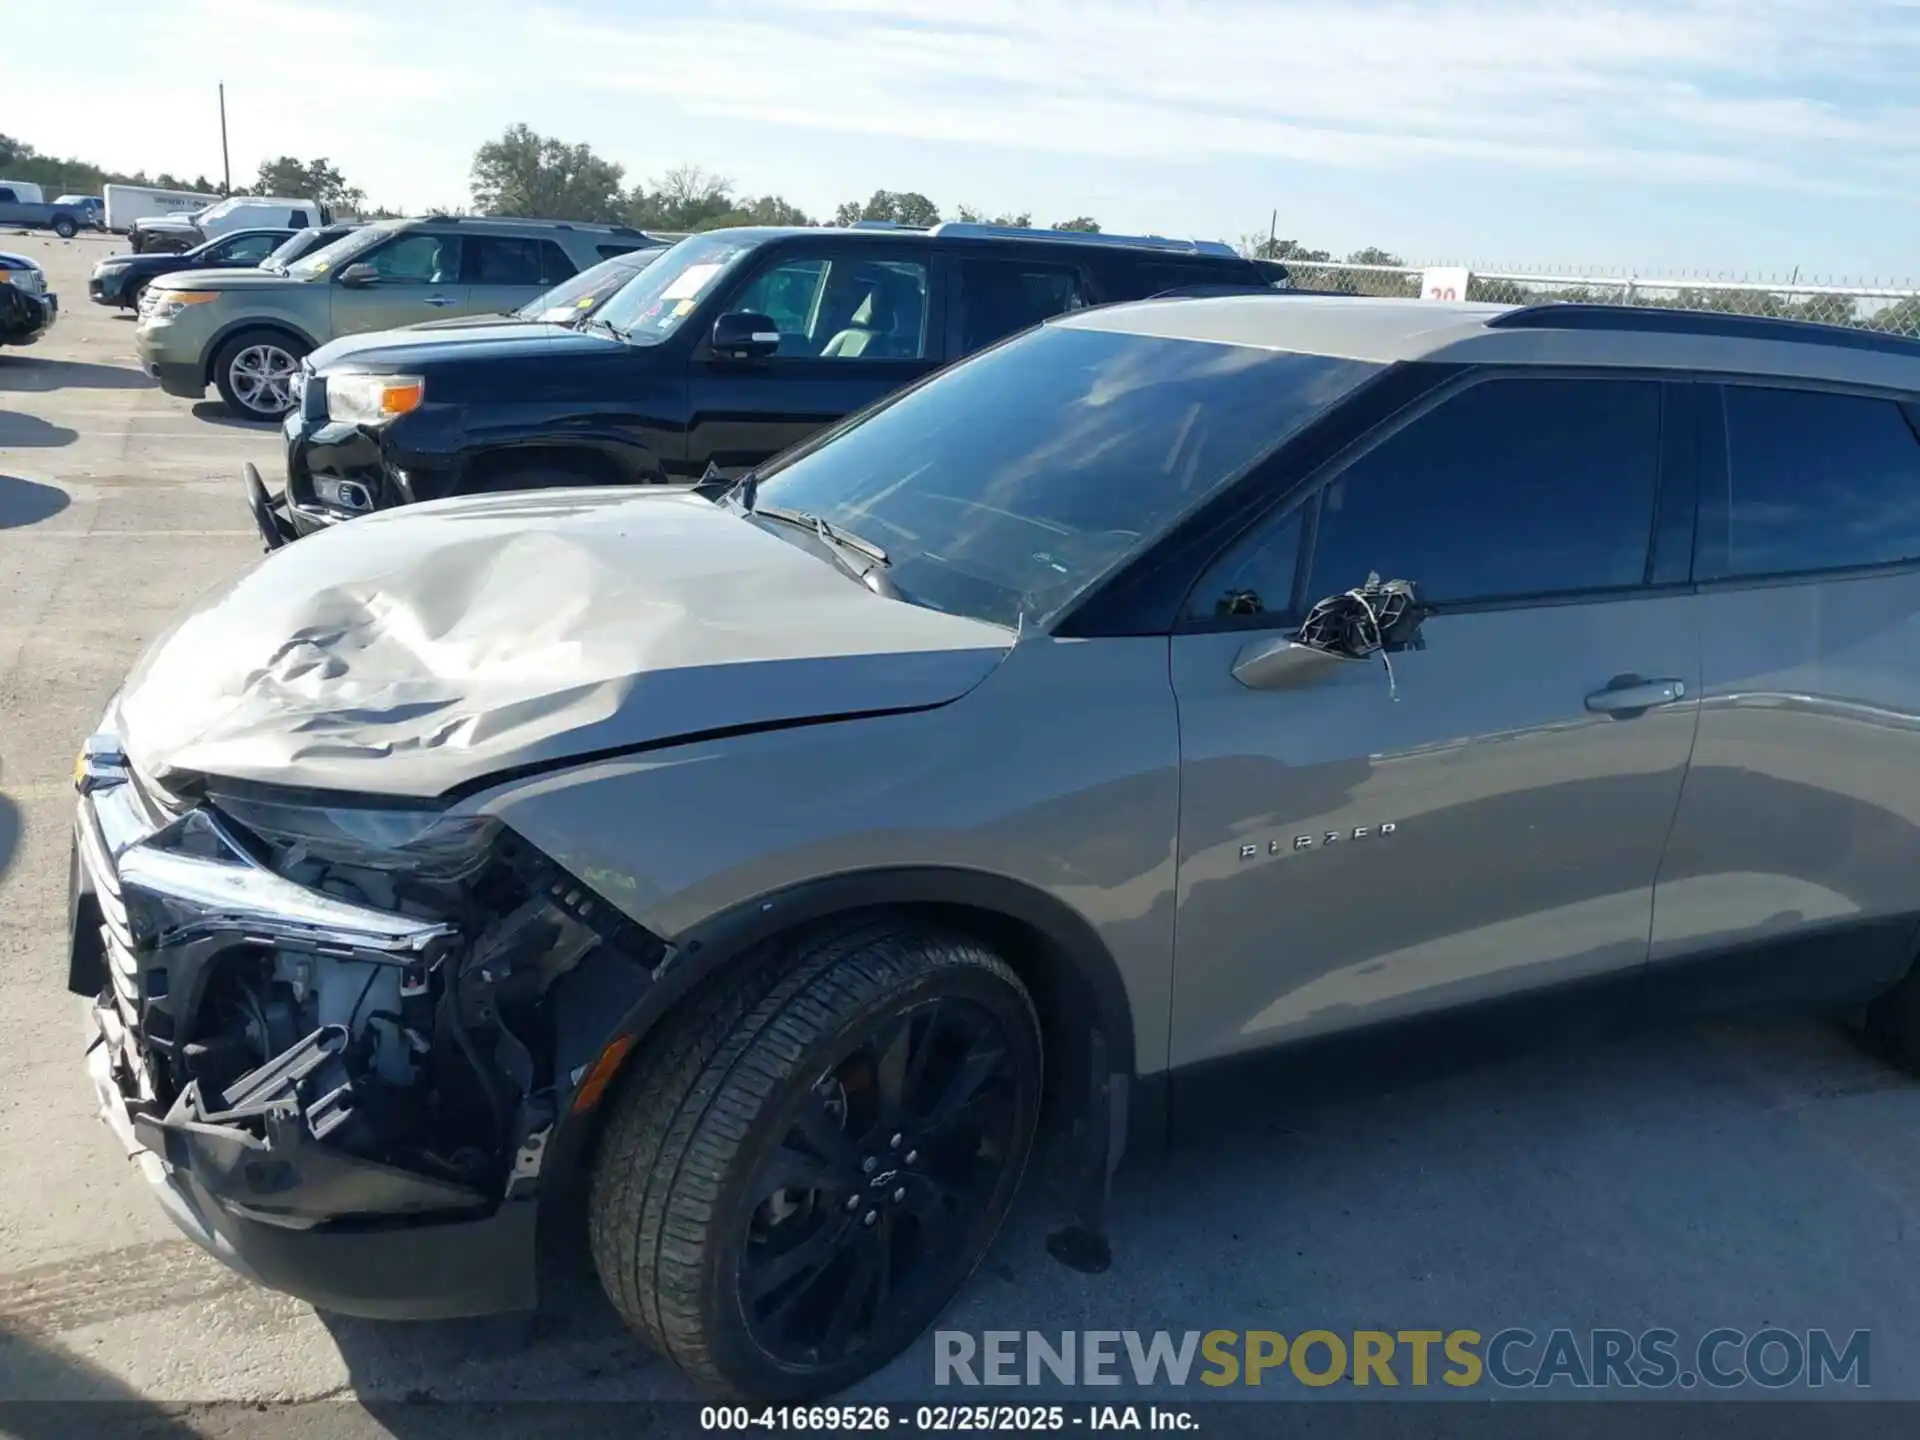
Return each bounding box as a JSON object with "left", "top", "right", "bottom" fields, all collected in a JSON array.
[
  {"left": 89, "top": 223, "right": 359, "bottom": 311},
  {"left": 233, "top": 217, "right": 1287, "bottom": 541}
]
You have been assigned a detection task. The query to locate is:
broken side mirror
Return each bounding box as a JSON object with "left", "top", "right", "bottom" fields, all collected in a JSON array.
[{"left": 1231, "top": 635, "right": 1368, "bottom": 691}]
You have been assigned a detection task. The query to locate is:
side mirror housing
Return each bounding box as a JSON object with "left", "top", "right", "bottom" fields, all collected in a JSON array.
[
  {"left": 336, "top": 262, "right": 379, "bottom": 288},
  {"left": 711, "top": 311, "right": 781, "bottom": 361},
  {"left": 1230, "top": 635, "right": 1366, "bottom": 691}
]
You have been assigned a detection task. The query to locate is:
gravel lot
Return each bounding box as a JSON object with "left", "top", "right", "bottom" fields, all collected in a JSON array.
[{"left": 3, "top": 234, "right": 1919, "bottom": 1423}]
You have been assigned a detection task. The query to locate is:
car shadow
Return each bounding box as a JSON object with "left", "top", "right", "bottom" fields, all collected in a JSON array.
[
  {"left": 190, "top": 401, "right": 278, "bottom": 431},
  {"left": 0, "top": 1318, "right": 206, "bottom": 1434},
  {"left": 0, "top": 357, "right": 152, "bottom": 392},
  {"left": 0, "top": 792, "right": 19, "bottom": 886},
  {"left": 0, "top": 473, "right": 70, "bottom": 527},
  {"left": 0, "top": 413, "right": 78, "bottom": 448}
]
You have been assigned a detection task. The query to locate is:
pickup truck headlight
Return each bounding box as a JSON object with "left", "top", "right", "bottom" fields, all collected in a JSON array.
[
  {"left": 206, "top": 786, "right": 497, "bottom": 880},
  {"left": 326, "top": 373, "right": 426, "bottom": 426},
  {"left": 146, "top": 290, "right": 218, "bottom": 319}
]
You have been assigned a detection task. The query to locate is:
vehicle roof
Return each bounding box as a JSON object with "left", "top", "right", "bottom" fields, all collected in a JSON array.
[
  {"left": 689, "top": 224, "right": 1256, "bottom": 262},
  {"left": 1056, "top": 293, "right": 1920, "bottom": 391}
]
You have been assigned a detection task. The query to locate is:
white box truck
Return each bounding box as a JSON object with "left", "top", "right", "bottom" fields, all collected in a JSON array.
[{"left": 102, "top": 184, "right": 224, "bottom": 235}]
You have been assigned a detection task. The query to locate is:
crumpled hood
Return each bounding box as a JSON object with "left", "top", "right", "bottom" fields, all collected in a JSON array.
[
  {"left": 116, "top": 488, "right": 1014, "bottom": 800},
  {"left": 308, "top": 321, "right": 614, "bottom": 373}
]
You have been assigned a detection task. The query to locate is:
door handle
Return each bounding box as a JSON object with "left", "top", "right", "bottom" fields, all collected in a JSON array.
[
  {"left": 423, "top": 295, "right": 456, "bottom": 307},
  {"left": 1585, "top": 677, "right": 1687, "bottom": 715}
]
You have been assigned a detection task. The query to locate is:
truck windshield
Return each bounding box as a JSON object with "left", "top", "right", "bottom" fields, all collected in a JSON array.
[
  {"left": 745, "top": 323, "right": 1381, "bottom": 630},
  {"left": 590, "top": 234, "right": 756, "bottom": 344}
]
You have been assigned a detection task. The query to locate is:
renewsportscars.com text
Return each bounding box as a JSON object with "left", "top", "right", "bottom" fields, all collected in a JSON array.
[{"left": 933, "top": 1328, "right": 1870, "bottom": 1390}]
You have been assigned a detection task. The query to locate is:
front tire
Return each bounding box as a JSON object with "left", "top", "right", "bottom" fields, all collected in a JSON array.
[
  {"left": 588, "top": 920, "right": 1043, "bottom": 1400},
  {"left": 52, "top": 215, "right": 78, "bottom": 240},
  {"left": 212, "top": 329, "right": 308, "bottom": 420}
]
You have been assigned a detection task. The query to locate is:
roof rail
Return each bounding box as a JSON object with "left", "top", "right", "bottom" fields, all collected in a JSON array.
[
  {"left": 1146, "top": 283, "right": 1289, "bottom": 301},
  {"left": 927, "top": 221, "right": 1240, "bottom": 258},
  {"left": 1486, "top": 302, "right": 1920, "bottom": 357},
  {"left": 848, "top": 219, "right": 930, "bottom": 231}
]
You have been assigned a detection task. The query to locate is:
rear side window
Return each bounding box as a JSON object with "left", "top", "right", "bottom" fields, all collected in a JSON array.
[
  {"left": 1305, "top": 377, "right": 1665, "bottom": 605},
  {"left": 0, "top": 189, "right": 15, "bottom": 204},
  {"left": 538, "top": 241, "right": 578, "bottom": 285},
  {"left": 1703, "top": 386, "right": 1920, "bottom": 580},
  {"left": 463, "top": 236, "right": 549, "bottom": 286},
  {"left": 289, "top": 210, "right": 310, "bottom": 228},
  {"left": 954, "top": 258, "right": 1087, "bottom": 354}
]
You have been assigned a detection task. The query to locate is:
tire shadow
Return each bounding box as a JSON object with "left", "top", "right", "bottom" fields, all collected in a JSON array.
[
  {"left": 0, "top": 474, "right": 70, "bottom": 528},
  {"left": 190, "top": 401, "right": 279, "bottom": 431}
]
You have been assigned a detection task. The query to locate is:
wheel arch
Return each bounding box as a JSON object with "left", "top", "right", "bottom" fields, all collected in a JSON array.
[
  {"left": 536, "top": 866, "right": 1147, "bottom": 1219},
  {"left": 201, "top": 317, "right": 320, "bottom": 383}
]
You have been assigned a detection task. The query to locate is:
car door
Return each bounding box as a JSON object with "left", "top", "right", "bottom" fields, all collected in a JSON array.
[
  {"left": 1649, "top": 381, "right": 1920, "bottom": 1009},
  {"left": 462, "top": 234, "right": 573, "bottom": 318},
  {"left": 329, "top": 230, "right": 469, "bottom": 335},
  {"left": 1167, "top": 373, "right": 1703, "bottom": 1068},
  {"left": 683, "top": 242, "right": 943, "bottom": 480}
]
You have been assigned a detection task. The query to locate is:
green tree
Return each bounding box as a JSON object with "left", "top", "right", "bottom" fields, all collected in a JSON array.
[
  {"left": 469, "top": 123, "right": 628, "bottom": 222},
  {"left": 1345, "top": 246, "right": 1404, "bottom": 266},
  {"left": 954, "top": 204, "right": 1033, "bottom": 226},
  {"left": 833, "top": 189, "right": 941, "bottom": 227},
  {"left": 1240, "top": 234, "right": 1332, "bottom": 263},
  {"left": 1051, "top": 216, "right": 1101, "bottom": 232},
  {"left": 252, "top": 156, "right": 365, "bottom": 211}
]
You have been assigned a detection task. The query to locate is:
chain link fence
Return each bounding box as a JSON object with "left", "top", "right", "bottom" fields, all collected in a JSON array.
[{"left": 1277, "top": 261, "right": 1920, "bottom": 339}]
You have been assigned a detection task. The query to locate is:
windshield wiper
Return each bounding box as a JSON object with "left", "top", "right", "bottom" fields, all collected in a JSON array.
[
  {"left": 752, "top": 505, "right": 901, "bottom": 599},
  {"left": 578, "top": 314, "right": 630, "bottom": 342}
]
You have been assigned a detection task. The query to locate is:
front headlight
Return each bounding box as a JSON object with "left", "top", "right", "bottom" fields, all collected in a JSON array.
[
  {"left": 205, "top": 786, "right": 497, "bottom": 880},
  {"left": 326, "top": 372, "right": 425, "bottom": 426},
  {"left": 0, "top": 267, "right": 45, "bottom": 295},
  {"left": 147, "top": 289, "right": 218, "bottom": 319}
]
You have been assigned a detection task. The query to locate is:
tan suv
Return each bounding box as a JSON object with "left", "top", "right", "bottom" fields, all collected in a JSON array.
[{"left": 134, "top": 215, "right": 656, "bottom": 419}]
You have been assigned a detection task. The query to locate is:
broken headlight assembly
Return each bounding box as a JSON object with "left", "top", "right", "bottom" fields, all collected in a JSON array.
[{"left": 94, "top": 774, "right": 653, "bottom": 1228}]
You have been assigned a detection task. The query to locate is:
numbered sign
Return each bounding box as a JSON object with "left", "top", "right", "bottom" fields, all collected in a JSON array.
[{"left": 1421, "top": 267, "right": 1471, "bottom": 302}]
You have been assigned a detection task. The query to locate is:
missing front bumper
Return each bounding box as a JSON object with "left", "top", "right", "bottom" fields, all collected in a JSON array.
[{"left": 86, "top": 1009, "right": 538, "bottom": 1319}]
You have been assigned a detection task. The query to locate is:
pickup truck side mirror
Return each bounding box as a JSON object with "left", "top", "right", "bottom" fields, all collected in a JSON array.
[
  {"left": 711, "top": 311, "right": 781, "bottom": 361},
  {"left": 336, "top": 262, "right": 379, "bottom": 288}
]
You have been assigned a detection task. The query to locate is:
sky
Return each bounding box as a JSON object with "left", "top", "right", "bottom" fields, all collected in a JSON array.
[{"left": 5, "top": 0, "right": 1919, "bottom": 279}]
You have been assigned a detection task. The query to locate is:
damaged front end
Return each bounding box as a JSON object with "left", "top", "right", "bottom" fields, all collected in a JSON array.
[{"left": 71, "top": 729, "right": 661, "bottom": 1317}]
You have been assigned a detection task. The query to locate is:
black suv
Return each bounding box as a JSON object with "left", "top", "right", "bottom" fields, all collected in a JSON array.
[{"left": 247, "top": 223, "right": 1286, "bottom": 543}]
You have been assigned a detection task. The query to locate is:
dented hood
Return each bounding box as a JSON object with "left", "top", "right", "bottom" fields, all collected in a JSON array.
[{"left": 117, "top": 488, "right": 1013, "bottom": 799}]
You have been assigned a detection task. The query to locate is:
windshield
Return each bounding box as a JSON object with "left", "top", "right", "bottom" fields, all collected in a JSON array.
[
  {"left": 746, "top": 324, "right": 1380, "bottom": 629},
  {"left": 262, "top": 229, "right": 320, "bottom": 270},
  {"left": 514, "top": 250, "right": 662, "bottom": 322},
  {"left": 285, "top": 222, "right": 398, "bottom": 279},
  {"left": 591, "top": 233, "right": 757, "bottom": 343}
]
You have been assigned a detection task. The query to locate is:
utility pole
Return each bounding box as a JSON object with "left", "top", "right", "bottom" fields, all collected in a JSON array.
[
  {"left": 1268, "top": 208, "right": 1277, "bottom": 258},
  {"left": 218, "top": 83, "right": 231, "bottom": 194}
]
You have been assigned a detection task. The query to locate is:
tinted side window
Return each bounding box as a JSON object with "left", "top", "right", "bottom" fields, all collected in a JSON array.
[
  {"left": 1706, "top": 386, "right": 1920, "bottom": 579},
  {"left": 289, "top": 210, "right": 310, "bottom": 228},
  {"left": 0, "top": 189, "right": 15, "bottom": 204},
  {"left": 538, "top": 241, "right": 578, "bottom": 285},
  {"left": 730, "top": 253, "right": 931, "bottom": 360},
  {"left": 463, "top": 236, "right": 547, "bottom": 286},
  {"left": 217, "top": 232, "right": 282, "bottom": 263},
  {"left": 1306, "top": 377, "right": 1664, "bottom": 604},
  {"left": 955, "top": 259, "right": 1086, "bottom": 353}
]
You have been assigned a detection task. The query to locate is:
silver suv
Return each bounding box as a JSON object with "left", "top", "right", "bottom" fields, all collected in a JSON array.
[
  {"left": 134, "top": 214, "right": 655, "bottom": 419},
  {"left": 71, "top": 295, "right": 1920, "bottom": 1398}
]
